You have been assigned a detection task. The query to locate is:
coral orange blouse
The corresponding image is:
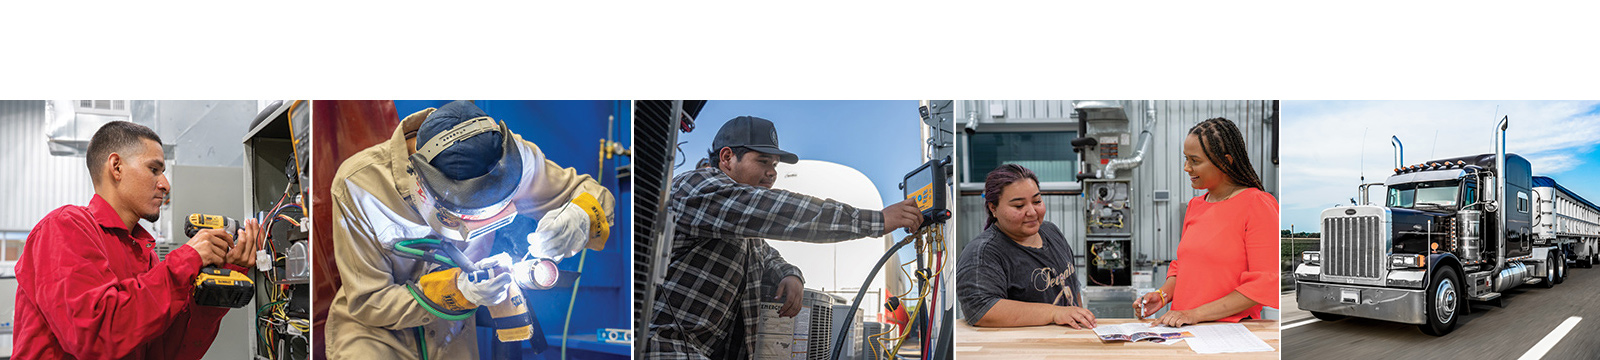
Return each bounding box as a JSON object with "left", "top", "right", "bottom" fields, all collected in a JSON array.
[{"left": 1168, "top": 187, "right": 1280, "bottom": 322}]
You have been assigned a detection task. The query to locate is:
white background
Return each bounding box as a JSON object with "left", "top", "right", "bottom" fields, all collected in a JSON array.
[{"left": 3, "top": 1, "right": 1598, "bottom": 100}]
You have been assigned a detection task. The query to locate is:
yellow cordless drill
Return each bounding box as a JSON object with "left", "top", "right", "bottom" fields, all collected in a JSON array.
[{"left": 184, "top": 214, "right": 256, "bottom": 308}]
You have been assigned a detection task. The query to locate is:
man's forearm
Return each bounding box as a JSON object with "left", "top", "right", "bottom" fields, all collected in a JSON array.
[{"left": 676, "top": 181, "right": 882, "bottom": 242}]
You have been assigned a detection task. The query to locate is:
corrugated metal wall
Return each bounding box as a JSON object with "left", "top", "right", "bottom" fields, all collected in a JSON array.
[
  {"left": 956, "top": 100, "right": 1279, "bottom": 275},
  {"left": 972, "top": 100, "right": 1078, "bottom": 122},
  {"left": 0, "top": 101, "right": 96, "bottom": 232}
]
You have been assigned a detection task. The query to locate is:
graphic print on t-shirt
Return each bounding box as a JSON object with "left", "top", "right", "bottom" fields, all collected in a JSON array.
[{"left": 1031, "top": 264, "right": 1077, "bottom": 307}]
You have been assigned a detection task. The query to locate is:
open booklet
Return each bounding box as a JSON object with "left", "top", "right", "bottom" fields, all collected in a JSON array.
[{"left": 1091, "top": 323, "right": 1193, "bottom": 343}]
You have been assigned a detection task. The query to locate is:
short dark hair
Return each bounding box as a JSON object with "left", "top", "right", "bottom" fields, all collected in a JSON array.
[
  {"left": 706, "top": 146, "right": 754, "bottom": 169},
  {"left": 86, "top": 121, "right": 162, "bottom": 185}
]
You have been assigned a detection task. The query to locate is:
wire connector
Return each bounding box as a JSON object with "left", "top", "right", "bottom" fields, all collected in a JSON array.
[{"left": 256, "top": 249, "right": 272, "bottom": 271}]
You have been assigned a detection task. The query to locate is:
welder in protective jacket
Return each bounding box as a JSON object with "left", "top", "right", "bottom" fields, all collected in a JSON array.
[{"left": 326, "top": 101, "right": 614, "bottom": 360}]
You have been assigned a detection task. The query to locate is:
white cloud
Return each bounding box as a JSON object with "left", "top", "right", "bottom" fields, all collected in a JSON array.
[{"left": 1282, "top": 101, "right": 1600, "bottom": 231}]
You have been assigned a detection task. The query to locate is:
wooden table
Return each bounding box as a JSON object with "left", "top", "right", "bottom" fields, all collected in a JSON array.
[{"left": 955, "top": 319, "right": 1280, "bottom": 359}]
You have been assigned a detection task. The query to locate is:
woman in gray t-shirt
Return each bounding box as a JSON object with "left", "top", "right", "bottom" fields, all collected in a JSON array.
[{"left": 957, "top": 164, "right": 1096, "bottom": 328}]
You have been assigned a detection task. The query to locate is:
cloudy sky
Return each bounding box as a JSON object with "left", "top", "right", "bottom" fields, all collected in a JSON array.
[
  {"left": 673, "top": 100, "right": 932, "bottom": 269},
  {"left": 1282, "top": 101, "right": 1600, "bottom": 232},
  {"left": 673, "top": 100, "right": 924, "bottom": 211}
]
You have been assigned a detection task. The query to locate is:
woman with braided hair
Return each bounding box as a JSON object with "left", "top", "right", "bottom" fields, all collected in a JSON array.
[{"left": 1136, "top": 117, "right": 1280, "bottom": 327}]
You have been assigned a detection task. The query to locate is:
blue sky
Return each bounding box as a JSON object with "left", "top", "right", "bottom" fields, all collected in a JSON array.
[
  {"left": 673, "top": 100, "right": 928, "bottom": 254},
  {"left": 1281, "top": 101, "right": 1600, "bottom": 232},
  {"left": 674, "top": 100, "right": 925, "bottom": 211}
]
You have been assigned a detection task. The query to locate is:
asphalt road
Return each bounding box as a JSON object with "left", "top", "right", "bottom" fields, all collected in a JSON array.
[{"left": 1283, "top": 263, "right": 1600, "bottom": 359}]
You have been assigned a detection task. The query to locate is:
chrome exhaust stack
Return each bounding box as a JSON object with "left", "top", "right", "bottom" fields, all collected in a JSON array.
[
  {"left": 1392, "top": 135, "right": 1404, "bottom": 170},
  {"left": 1493, "top": 116, "right": 1509, "bottom": 275}
]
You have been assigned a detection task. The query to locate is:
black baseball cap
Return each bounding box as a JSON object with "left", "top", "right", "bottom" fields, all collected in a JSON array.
[{"left": 711, "top": 116, "right": 798, "bottom": 164}]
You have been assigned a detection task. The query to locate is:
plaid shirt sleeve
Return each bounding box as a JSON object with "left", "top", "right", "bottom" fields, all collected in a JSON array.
[
  {"left": 646, "top": 168, "right": 886, "bottom": 359},
  {"left": 674, "top": 168, "right": 885, "bottom": 242}
]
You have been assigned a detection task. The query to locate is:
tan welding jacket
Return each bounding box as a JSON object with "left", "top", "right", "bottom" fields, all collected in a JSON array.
[{"left": 326, "top": 108, "right": 614, "bottom": 360}]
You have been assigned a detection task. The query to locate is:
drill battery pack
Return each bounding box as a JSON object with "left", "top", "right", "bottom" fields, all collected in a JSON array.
[{"left": 195, "top": 266, "right": 254, "bottom": 308}]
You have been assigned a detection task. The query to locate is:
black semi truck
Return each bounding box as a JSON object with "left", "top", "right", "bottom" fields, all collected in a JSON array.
[{"left": 1294, "top": 118, "right": 1579, "bottom": 335}]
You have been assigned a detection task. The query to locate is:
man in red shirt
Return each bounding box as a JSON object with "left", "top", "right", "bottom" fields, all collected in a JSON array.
[{"left": 14, "top": 121, "right": 262, "bottom": 359}]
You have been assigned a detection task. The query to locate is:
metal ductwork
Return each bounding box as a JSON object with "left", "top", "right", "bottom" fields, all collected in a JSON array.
[
  {"left": 1102, "top": 130, "right": 1151, "bottom": 179},
  {"left": 1100, "top": 102, "right": 1156, "bottom": 179}
]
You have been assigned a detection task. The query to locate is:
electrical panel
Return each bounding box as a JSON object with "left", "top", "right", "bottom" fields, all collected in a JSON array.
[
  {"left": 1084, "top": 180, "right": 1133, "bottom": 237},
  {"left": 243, "top": 101, "right": 311, "bottom": 360},
  {"left": 1087, "top": 239, "right": 1131, "bottom": 286}
]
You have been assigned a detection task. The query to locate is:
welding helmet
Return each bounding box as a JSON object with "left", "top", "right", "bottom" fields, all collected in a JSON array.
[{"left": 407, "top": 101, "right": 540, "bottom": 242}]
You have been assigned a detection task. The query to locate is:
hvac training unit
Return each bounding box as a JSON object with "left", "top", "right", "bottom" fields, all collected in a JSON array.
[
  {"left": 1072, "top": 101, "right": 1153, "bottom": 288},
  {"left": 243, "top": 101, "right": 312, "bottom": 359}
]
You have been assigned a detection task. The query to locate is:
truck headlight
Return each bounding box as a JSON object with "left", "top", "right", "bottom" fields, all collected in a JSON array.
[
  {"left": 1302, "top": 251, "right": 1320, "bottom": 265},
  {"left": 1389, "top": 254, "right": 1426, "bottom": 269}
]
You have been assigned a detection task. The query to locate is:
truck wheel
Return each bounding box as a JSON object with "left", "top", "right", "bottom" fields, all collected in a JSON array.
[
  {"left": 1543, "top": 252, "right": 1558, "bottom": 288},
  {"left": 1310, "top": 311, "right": 1346, "bottom": 322},
  {"left": 1556, "top": 251, "right": 1567, "bottom": 284},
  {"left": 1420, "top": 267, "right": 1462, "bottom": 336},
  {"left": 1544, "top": 251, "right": 1563, "bottom": 287}
]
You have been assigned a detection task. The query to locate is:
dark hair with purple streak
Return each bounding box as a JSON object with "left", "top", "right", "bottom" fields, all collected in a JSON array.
[{"left": 983, "top": 163, "right": 1039, "bottom": 229}]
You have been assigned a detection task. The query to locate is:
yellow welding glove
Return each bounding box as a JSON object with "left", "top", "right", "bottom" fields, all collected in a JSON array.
[
  {"left": 531, "top": 192, "right": 610, "bottom": 262},
  {"left": 417, "top": 268, "right": 478, "bottom": 313},
  {"left": 572, "top": 192, "right": 611, "bottom": 242}
]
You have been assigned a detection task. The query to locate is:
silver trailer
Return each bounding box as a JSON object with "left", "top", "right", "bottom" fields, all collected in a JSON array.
[{"left": 1534, "top": 176, "right": 1600, "bottom": 268}]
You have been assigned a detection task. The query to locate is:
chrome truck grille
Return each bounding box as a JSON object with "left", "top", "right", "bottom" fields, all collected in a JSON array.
[{"left": 1321, "top": 207, "right": 1387, "bottom": 280}]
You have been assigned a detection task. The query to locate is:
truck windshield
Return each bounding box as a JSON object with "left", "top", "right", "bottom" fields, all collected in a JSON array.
[{"left": 1387, "top": 180, "right": 1459, "bottom": 210}]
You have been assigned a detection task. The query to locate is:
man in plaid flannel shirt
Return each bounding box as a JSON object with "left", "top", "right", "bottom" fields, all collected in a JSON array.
[{"left": 645, "top": 116, "right": 925, "bottom": 359}]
